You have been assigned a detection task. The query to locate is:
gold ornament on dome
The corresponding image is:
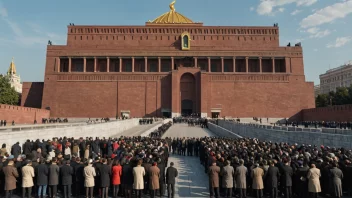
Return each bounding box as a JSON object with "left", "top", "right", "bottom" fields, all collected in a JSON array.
[{"left": 149, "top": 0, "right": 194, "bottom": 24}]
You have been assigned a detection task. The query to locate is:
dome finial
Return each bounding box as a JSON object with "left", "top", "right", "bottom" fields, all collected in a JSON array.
[
  {"left": 169, "top": 0, "right": 176, "bottom": 12},
  {"left": 7, "top": 57, "right": 17, "bottom": 75}
]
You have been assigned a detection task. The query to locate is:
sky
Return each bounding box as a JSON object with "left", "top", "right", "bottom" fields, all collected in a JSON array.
[{"left": 0, "top": 0, "right": 351, "bottom": 85}]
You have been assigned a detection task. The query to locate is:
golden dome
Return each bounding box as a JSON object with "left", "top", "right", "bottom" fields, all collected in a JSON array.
[
  {"left": 150, "top": 1, "right": 194, "bottom": 24},
  {"left": 7, "top": 57, "right": 16, "bottom": 75}
]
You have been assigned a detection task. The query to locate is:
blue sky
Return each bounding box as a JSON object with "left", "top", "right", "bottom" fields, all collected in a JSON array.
[{"left": 0, "top": 0, "right": 351, "bottom": 84}]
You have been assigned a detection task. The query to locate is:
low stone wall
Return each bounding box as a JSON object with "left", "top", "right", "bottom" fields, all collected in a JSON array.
[
  {"left": 0, "top": 104, "right": 50, "bottom": 124},
  {"left": 215, "top": 120, "right": 352, "bottom": 149},
  {"left": 208, "top": 122, "right": 242, "bottom": 138},
  {"left": 0, "top": 119, "right": 139, "bottom": 151}
]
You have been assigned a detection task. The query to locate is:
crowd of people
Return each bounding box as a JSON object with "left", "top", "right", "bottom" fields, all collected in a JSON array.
[
  {"left": 1, "top": 116, "right": 352, "bottom": 198},
  {"left": 172, "top": 117, "right": 208, "bottom": 128},
  {"left": 139, "top": 119, "right": 154, "bottom": 125},
  {"left": 0, "top": 122, "right": 179, "bottom": 198},
  {"left": 286, "top": 121, "right": 352, "bottom": 130},
  {"left": 198, "top": 137, "right": 350, "bottom": 198}
]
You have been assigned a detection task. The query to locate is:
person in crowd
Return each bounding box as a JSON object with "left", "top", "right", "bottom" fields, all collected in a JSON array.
[
  {"left": 208, "top": 161, "right": 220, "bottom": 198},
  {"left": 22, "top": 160, "right": 35, "bottom": 198},
  {"left": 220, "top": 160, "right": 234, "bottom": 198},
  {"left": 36, "top": 159, "right": 49, "bottom": 198},
  {"left": 166, "top": 162, "right": 178, "bottom": 198},
  {"left": 84, "top": 159, "right": 96, "bottom": 198},
  {"left": 99, "top": 158, "right": 111, "bottom": 198},
  {"left": 4, "top": 159, "right": 19, "bottom": 198},
  {"left": 251, "top": 163, "right": 264, "bottom": 198},
  {"left": 133, "top": 159, "right": 145, "bottom": 198},
  {"left": 112, "top": 160, "right": 122, "bottom": 198},
  {"left": 281, "top": 158, "right": 293, "bottom": 198},
  {"left": 295, "top": 161, "right": 309, "bottom": 198},
  {"left": 236, "top": 159, "right": 247, "bottom": 198},
  {"left": 1, "top": 143, "right": 7, "bottom": 156},
  {"left": 308, "top": 162, "right": 321, "bottom": 198},
  {"left": 60, "top": 160, "right": 74, "bottom": 198},
  {"left": 49, "top": 157, "right": 60, "bottom": 198},
  {"left": 122, "top": 159, "right": 133, "bottom": 198},
  {"left": 149, "top": 162, "right": 160, "bottom": 198},
  {"left": 330, "top": 162, "right": 343, "bottom": 198},
  {"left": 265, "top": 160, "right": 280, "bottom": 198},
  {"left": 11, "top": 142, "right": 21, "bottom": 159}
]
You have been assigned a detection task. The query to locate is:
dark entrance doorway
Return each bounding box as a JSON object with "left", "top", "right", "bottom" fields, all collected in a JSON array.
[
  {"left": 181, "top": 99, "right": 193, "bottom": 116},
  {"left": 180, "top": 73, "right": 196, "bottom": 116},
  {"left": 211, "top": 112, "right": 220, "bottom": 118}
]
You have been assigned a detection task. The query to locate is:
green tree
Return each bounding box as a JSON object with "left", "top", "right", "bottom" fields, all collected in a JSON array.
[
  {"left": 0, "top": 75, "right": 19, "bottom": 105},
  {"left": 335, "top": 87, "right": 349, "bottom": 105},
  {"left": 347, "top": 84, "right": 352, "bottom": 104},
  {"left": 316, "top": 94, "right": 329, "bottom": 107}
]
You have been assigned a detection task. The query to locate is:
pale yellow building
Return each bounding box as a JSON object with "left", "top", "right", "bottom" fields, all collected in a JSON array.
[{"left": 320, "top": 61, "right": 352, "bottom": 94}]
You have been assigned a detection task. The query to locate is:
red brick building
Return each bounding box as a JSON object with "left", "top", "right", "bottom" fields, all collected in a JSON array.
[{"left": 22, "top": 2, "right": 315, "bottom": 118}]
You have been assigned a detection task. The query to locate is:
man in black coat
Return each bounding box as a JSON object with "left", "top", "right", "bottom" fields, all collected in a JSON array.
[
  {"left": 36, "top": 159, "right": 49, "bottom": 198},
  {"left": 22, "top": 140, "right": 32, "bottom": 155},
  {"left": 97, "top": 158, "right": 111, "bottom": 198},
  {"left": 157, "top": 158, "right": 166, "bottom": 196},
  {"left": 60, "top": 160, "right": 74, "bottom": 198},
  {"left": 11, "top": 142, "right": 21, "bottom": 159},
  {"left": 73, "top": 158, "right": 85, "bottom": 197},
  {"left": 166, "top": 162, "right": 178, "bottom": 198},
  {"left": 265, "top": 161, "right": 280, "bottom": 198},
  {"left": 295, "top": 161, "right": 309, "bottom": 198},
  {"left": 281, "top": 158, "right": 293, "bottom": 198},
  {"left": 122, "top": 160, "right": 134, "bottom": 198}
]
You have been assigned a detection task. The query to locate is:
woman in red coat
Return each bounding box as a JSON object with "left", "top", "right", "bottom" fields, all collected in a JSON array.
[{"left": 112, "top": 160, "right": 122, "bottom": 198}]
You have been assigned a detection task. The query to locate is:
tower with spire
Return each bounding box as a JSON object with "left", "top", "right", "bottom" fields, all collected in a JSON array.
[{"left": 6, "top": 57, "right": 22, "bottom": 93}]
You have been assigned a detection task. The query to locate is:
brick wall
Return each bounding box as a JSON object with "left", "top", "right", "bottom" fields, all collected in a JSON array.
[
  {"left": 300, "top": 105, "right": 352, "bottom": 122},
  {"left": 0, "top": 104, "right": 50, "bottom": 124},
  {"left": 21, "top": 82, "right": 44, "bottom": 108}
]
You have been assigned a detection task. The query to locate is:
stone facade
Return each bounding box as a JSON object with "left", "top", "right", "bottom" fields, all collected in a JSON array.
[
  {"left": 320, "top": 61, "right": 352, "bottom": 94},
  {"left": 21, "top": 5, "right": 314, "bottom": 118}
]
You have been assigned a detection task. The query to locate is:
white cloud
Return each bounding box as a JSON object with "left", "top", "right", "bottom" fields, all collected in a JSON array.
[
  {"left": 250, "top": 7, "right": 255, "bottom": 11},
  {"left": 305, "top": 27, "right": 331, "bottom": 38},
  {"left": 300, "top": 0, "right": 352, "bottom": 28},
  {"left": 257, "top": 0, "right": 318, "bottom": 15},
  {"left": 0, "top": 2, "right": 7, "bottom": 17},
  {"left": 278, "top": 7, "right": 285, "bottom": 12},
  {"left": 291, "top": 9, "right": 302, "bottom": 15},
  {"left": 313, "top": 48, "right": 318, "bottom": 51},
  {"left": 326, "top": 36, "right": 352, "bottom": 48}
]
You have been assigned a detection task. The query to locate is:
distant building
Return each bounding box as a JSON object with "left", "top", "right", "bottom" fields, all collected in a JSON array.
[
  {"left": 314, "top": 85, "right": 320, "bottom": 97},
  {"left": 320, "top": 61, "right": 352, "bottom": 94},
  {"left": 6, "top": 57, "right": 22, "bottom": 93}
]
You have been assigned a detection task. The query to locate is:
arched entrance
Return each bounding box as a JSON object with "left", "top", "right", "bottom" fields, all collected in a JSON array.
[{"left": 180, "top": 73, "right": 195, "bottom": 116}]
